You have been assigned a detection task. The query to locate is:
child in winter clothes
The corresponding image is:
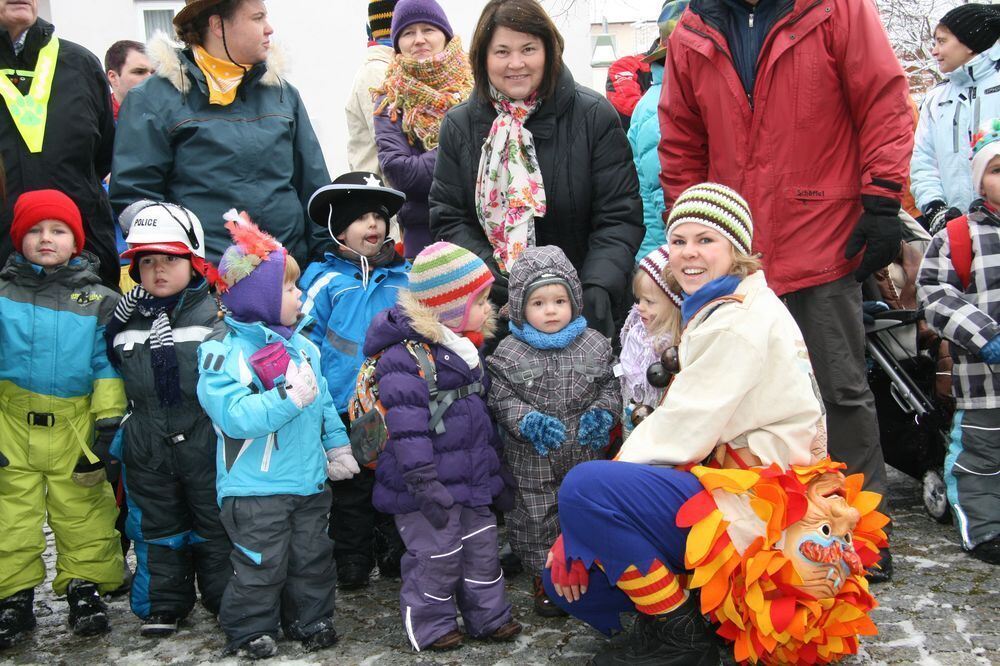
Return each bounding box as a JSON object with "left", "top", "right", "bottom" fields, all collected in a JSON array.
[
  {"left": 617, "top": 244, "right": 683, "bottom": 437},
  {"left": 105, "top": 201, "right": 232, "bottom": 637},
  {"left": 197, "top": 212, "right": 359, "bottom": 659},
  {"left": 366, "top": 241, "right": 521, "bottom": 651},
  {"left": 0, "top": 190, "right": 125, "bottom": 647},
  {"left": 917, "top": 119, "right": 1000, "bottom": 565},
  {"left": 300, "top": 171, "right": 409, "bottom": 589},
  {"left": 912, "top": 4, "right": 1000, "bottom": 232},
  {"left": 486, "top": 245, "right": 621, "bottom": 617}
]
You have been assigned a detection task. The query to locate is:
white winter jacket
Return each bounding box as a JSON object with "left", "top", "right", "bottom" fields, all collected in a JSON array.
[
  {"left": 345, "top": 44, "right": 393, "bottom": 177},
  {"left": 911, "top": 43, "right": 1000, "bottom": 214},
  {"left": 617, "top": 271, "right": 824, "bottom": 470}
]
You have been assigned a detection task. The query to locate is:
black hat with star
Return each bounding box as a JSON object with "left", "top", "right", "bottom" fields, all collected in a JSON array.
[{"left": 308, "top": 172, "right": 406, "bottom": 239}]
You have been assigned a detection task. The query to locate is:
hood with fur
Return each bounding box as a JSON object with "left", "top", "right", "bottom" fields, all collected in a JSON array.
[
  {"left": 364, "top": 291, "right": 496, "bottom": 356},
  {"left": 507, "top": 246, "right": 583, "bottom": 328},
  {"left": 146, "top": 33, "right": 286, "bottom": 95}
]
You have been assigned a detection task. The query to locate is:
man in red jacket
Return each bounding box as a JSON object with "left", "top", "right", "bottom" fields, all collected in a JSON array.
[{"left": 659, "top": 0, "right": 913, "bottom": 581}]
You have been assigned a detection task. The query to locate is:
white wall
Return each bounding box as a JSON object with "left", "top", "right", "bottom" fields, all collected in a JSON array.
[{"left": 44, "top": 0, "right": 595, "bottom": 177}]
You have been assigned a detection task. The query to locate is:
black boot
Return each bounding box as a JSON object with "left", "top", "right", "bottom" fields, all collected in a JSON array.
[
  {"left": 140, "top": 613, "right": 179, "bottom": 637},
  {"left": 590, "top": 594, "right": 720, "bottom": 666},
  {"left": 0, "top": 588, "right": 36, "bottom": 649},
  {"left": 66, "top": 579, "right": 110, "bottom": 637},
  {"left": 336, "top": 557, "right": 372, "bottom": 590},
  {"left": 971, "top": 537, "right": 1000, "bottom": 564},
  {"left": 373, "top": 520, "right": 405, "bottom": 579},
  {"left": 533, "top": 575, "right": 568, "bottom": 618},
  {"left": 301, "top": 617, "right": 339, "bottom": 652}
]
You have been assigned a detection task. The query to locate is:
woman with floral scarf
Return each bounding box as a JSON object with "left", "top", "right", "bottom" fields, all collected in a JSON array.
[
  {"left": 373, "top": 0, "right": 473, "bottom": 259},
  {"left": 428, "top": 0, "right": 643, "bottom": 338}
]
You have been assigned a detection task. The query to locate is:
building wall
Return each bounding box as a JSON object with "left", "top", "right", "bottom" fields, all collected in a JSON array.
[{"left": 41, "top": 0, "right": 595, "bottom": 176}]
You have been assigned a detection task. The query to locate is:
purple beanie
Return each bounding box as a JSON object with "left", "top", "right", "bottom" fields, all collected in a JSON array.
[
  {"left": 220, "top": 248, "right": 286, "bottom": 325},
  {"left": 390, "top": 0, "right": 453, "bottom": 52}
]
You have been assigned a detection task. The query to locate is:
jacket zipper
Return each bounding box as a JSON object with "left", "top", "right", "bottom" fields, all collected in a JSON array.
[{"left": 260, "top": 432, "right": 275, "bottom": 472}]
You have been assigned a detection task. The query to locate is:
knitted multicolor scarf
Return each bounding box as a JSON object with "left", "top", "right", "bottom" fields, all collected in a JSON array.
[
  {"left": 475, "top": 88, "right": 547, "bottom": 275},
  {"left": 372, "top": 37, "right": 473, "bottom": 150}
]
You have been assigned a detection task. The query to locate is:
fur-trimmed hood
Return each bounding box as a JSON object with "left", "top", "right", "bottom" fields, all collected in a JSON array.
[
  {"left": 146, "top": 32, "right": 287, "bottom": 95},
  {"left": 363, "top": 291, "right": 497, "bottom": 355}
]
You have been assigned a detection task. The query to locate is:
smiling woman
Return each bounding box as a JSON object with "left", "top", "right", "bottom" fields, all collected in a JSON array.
[
  {"left": 429, "top": 0, "right": 643, "bottom": 339},
  {"left": 371, "top": 0, "right": 473, "bottom": 259}
]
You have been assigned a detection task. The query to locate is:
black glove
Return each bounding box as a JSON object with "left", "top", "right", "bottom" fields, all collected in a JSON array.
[
  {"left": 845, "top": 195, "right": 903, "bottom": 282},
  {"left": 0, "top": 449, "right": 8, "bottom": 467},
  {"left": 493, "top": 463, "right": 518, "bottom": 513},
  {"left": 583, "top": 285, "right": 614, "bottom": 338},
  {"left": 93, "top": 420, "right": 120, "bottom": 484}
]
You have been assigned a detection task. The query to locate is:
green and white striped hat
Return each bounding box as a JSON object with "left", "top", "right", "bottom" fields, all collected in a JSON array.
[{"left": 666, "top": 183, "right": 753, "bottom": 256}]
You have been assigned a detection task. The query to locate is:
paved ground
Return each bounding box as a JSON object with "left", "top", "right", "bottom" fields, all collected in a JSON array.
[{"left": 4, "top": 466, "right": 999, "bottom": 665}]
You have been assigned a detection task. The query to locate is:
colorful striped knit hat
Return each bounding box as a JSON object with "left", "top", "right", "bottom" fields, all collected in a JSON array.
[
  {"left": 410, "top": 241, "right": 494, "bottom": 331},
  {"left": 971, "top": 118, "right": 1000, "bottom": 191},
  {"left": 666, "top": 183, "right": 753, "bottom": 255},
  {"left": 638, "top": 244, "right": 683, "bottom": 308},
  {"left": 369, "top": 0, "right": 398, "bottom": 41}
]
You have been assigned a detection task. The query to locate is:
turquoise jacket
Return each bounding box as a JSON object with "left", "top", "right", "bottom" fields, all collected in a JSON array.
[
  {"left": 299, "top": 252, "right": 409, "bottom": 413},
  {"left": 627, "top": 63, "right": 667, "bottom": 260},
  {"left": 0, "top": 253, "right": 124, "bottom": 425},
  {"left": 196, "top": 316, "right": 349, "bottom": 505}
]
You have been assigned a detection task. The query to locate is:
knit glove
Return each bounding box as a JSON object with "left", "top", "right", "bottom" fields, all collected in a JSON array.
[
  {"left": 546, "top": 534, "right": 589, "bottom": 601},
  {"left": 403, "top": 464, "right": 455, "bottom": 529},
  {"left": 981, "top": 334, "right": 1000, "bottom": 364},
  {"left": 845, "top": 195, "right": 903, "bottom": 282},
  {"left": 578, "top": 409, "right": 615, "bottom": 450},
  {"left": 519, "top": 411, "right": 566, "bottom": 456},
  {"left": 284, "top": 359, "right": 318, "bottom": 409},
  {"left": 494, "top": 463, "right": 517, "bottom": 513},
  {"left": 0, "top": 449, "right": 8, "bottom": 467},
  {"left": 924, "top": 200, "right": 963, "bottom": 235},
  {"left": 326, "top": 445, "right": 360, "bottom": 481},
  {"left": 583, "top": 285, "right": 614, "bottom": 338}
]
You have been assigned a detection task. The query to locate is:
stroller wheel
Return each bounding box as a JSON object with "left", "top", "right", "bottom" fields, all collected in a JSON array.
[{"left": 922, "top": 469, "right": 952, "bottom": 524}]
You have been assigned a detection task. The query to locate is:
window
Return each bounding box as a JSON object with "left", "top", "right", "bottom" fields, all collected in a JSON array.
[{"left": 136, "top": 1, "right": 186, "bottom": 42}]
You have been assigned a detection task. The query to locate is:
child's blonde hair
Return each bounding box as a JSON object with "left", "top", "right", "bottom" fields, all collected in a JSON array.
[
  {"left": 633, "top": 269, "right": 681, "bottom": 341},
  {"left": 284, "top": 254, "right": 301, "bottom": 284}
]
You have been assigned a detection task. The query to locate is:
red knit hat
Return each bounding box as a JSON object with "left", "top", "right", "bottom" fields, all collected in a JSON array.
[{"left": 11, "top": 190, "right": 85, "bottom": 256}]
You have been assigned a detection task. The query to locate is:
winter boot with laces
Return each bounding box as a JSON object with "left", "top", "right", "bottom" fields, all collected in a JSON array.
[
  {"left": 589, "top": 593, "right": 721, "bottom": 666},
  {"left": 0, "top": 588, "right": 36, "bottom": 649},
  {"left": 66, "top": 579, "right": 110, "bottom": 637}
]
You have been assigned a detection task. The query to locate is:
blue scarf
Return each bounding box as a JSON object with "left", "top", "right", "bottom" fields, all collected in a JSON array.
[
  {"left": 681, "top": 275, "right": 742, "bottom": 326},
  {"left": 509, "top": 316, "right": 588, "bottom": 350}
]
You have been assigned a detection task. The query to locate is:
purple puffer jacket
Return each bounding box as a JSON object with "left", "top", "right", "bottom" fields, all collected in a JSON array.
[
  {"left": 373, "top": 98, "right": 435, "bottom": 258},
  {"left": 365, "top": 296, "right": 505, "bottom": 515}
]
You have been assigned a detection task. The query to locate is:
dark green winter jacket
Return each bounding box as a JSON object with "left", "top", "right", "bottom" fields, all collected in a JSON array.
[{"left": 109, "top": 37, "right": 331, "bottom": 265}]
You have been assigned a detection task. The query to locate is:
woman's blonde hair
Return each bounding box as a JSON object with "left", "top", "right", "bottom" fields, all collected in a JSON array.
[{"left": 633, "top": 269, "right": 682, "bottom": 341}]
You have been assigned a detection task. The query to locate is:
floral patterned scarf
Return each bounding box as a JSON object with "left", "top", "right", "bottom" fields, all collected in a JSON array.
[
  {"left": 475, "top": 88, "right": 547, "bottom": 275},
  {"left": 372, "top": 37, "right": 473, "bottom": 150}
]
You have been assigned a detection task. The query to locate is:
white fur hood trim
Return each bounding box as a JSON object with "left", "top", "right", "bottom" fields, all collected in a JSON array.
[{"left": 146, "top": 32, "right": 287, "bottom": 95}]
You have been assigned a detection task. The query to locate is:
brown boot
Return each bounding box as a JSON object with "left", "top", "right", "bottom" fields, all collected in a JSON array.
[
  {"left": 486, "top": 620, "right": 523, "bottom": 642},
  {"left": 427, "top": 629, "right": 463, "bottom": 651},
  {"left": 533, "top": 575, "right": 568, "bottom": 618}
]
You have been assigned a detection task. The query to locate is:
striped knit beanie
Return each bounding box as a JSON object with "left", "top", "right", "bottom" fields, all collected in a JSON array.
[
  {"left": 638, "top": 244, "right": 683, "bottom": 308},
  {"left": 666, "top": 183, "right": 753, "bottom": 256},
  {"left": 369, "top": 0, "right": 398, "bottom": 41},
  {"left": 410, "top": 241, "right": 494, "bottom": 331},
  {"left": 971, "top": 118, "right": 1000, "bottom": 192}
]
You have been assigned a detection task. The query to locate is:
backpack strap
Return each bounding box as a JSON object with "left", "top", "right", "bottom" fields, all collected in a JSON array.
[{"left": 947, "top": 216, "right": 973, "bottom": 290}]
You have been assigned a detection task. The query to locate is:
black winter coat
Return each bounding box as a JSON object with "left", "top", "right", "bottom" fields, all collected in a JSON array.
[
  {"left": 429, "top": 66, "right": 643, "bottom": 312},
  {"left": 0, "top": 20, "right": 118, "bottom": 288}
]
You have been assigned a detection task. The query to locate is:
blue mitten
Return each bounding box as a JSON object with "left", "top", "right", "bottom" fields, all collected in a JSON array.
[
  {"left": 519, "top": 411, "right": 566, "bottom": 455},
  {"left": 578, "top": 409, "right": 615, "bottom": 450},
  {"left": 981, "top": 334, "right": 1000, "bottom": 364}
]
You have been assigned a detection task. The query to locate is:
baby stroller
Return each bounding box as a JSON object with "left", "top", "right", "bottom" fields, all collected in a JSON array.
[{"left": 863, "top": 212, "right": 953, "bottom": 523}]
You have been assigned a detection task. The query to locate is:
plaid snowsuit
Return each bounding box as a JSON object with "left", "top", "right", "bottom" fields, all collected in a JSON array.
[{"left": 486, "top": 247, "right": 620, "bottom": 574}]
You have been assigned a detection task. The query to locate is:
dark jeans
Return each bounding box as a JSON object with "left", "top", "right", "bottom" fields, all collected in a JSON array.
[{"left": 783, "top": 274, "right": 891, "bottom": 529}]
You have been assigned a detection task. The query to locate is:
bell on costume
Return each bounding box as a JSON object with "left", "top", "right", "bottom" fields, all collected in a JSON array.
[{"left": 646, "top": 346, "right": 680, "bottom": 388}]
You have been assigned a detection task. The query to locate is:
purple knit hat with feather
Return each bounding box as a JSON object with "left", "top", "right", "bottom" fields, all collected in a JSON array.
[{"left": 217, "top": 209, "right": 287, "bottom": 326}]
